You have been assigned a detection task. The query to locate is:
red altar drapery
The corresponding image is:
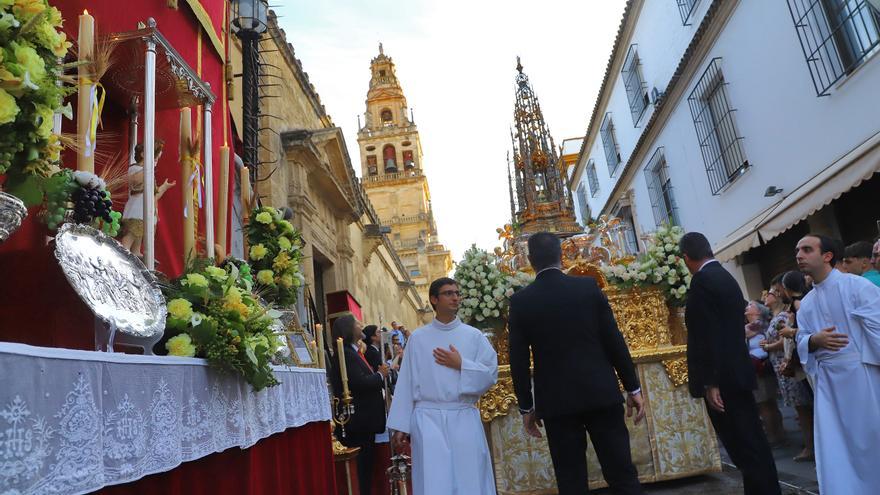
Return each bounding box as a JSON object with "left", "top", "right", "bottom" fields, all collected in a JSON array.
[{"left": 98, "top": 421, "right": 337, "bottom": 495}]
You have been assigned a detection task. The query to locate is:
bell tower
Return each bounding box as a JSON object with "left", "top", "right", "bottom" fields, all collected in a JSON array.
[{"left": 358, "top": 44, "right": 452, "bottom": 304}]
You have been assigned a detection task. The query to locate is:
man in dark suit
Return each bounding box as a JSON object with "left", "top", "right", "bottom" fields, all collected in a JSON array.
[
  {"left": 679, "top": 232, "right": 780, "bottom": 495},
  {"left": 363, "top": 324, "right": 383, "bottom": 371},
  {"left": 330, "top": 315, "right": 389, "bottom": 495},
  {"left": 509, "top": 232, "right": 645, "bottom": 494}
]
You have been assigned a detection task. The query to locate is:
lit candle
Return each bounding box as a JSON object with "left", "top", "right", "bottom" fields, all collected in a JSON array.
[
  {"left": 315, "top": 323, "right": 325, "bottom": 370},
  {"left": 76, "top": 10, "right": 95, "bottom": 173},
  {"left": 217, "top": 146, "right": 230, "bottom": 258},
  {"left": 336, "top": 337, "right": 349, "bottom": 397},
  {"left": 180, "top": 108, "right": 195, "bottom": 263}
]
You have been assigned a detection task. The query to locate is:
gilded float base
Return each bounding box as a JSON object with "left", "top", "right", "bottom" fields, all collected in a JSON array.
[{"left": 486, "top": 361, "right": 720, "bottom": 494}]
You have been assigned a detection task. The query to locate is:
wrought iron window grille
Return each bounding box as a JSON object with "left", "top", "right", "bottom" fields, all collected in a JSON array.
[
  {"left": 600, "top": 114, "right": 622, "bottom": 177},
  {"left": 786, "top": 0, "right": 880, "bottom": 96},
  {"left": 687, "top": 58, "right": 749, "bottom": 195},
  {"left": 587, "top": 159, "right": 600, "bottom": 197},
  {"left": 576, "top": 183, "right": 591, "bottom": 222},
  {"left": 677, "top": 0, "right": 701, "bottom": 25},
  {"left": 643, "top": 147, "right": 680, "bottom": 226},
  {"left": 622, "top": 45, "right": 650, "bottom": 126}
]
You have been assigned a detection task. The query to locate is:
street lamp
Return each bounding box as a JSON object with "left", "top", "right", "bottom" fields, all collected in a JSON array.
[{"left": 232, "top": 0, "right": 268, "bottom": 189}]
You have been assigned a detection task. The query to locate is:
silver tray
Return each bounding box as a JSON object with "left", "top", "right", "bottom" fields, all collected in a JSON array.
[
  {"left": 54, "top": 223, "right": 166, "bottom": 339},
  {"left": 0, "top": 191, "right": 28, "bottom": 243}
]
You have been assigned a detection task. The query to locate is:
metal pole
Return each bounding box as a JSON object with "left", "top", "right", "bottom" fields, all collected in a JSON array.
[
  {"left": 204, "top": 101, "right": 214, "bottom": 259},
  {"left": 241, "top": 33, "right": 260, "bottom": 187},
  {"left": 143, "top": 30, "right": 157, "bottom": 271}
]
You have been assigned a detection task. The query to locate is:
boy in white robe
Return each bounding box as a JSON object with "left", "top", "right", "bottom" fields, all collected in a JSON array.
[
  {"left": 794, "top": 234, "right": 880, "bottom": 494},
  {"left": 387, "top": 277, "right": 498, "bottom": 495}
]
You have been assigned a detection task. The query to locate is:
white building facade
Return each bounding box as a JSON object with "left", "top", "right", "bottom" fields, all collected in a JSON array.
[{"left": 571, "top": 0, "right": 880, "bottom": 298}]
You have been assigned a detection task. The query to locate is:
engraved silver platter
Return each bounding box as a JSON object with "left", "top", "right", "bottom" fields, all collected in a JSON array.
[
  {"left": 0, "top": 191, "right": 28, "bottom": 243},
  {"left": 54, "top": 222, "right": 166, "bottom": 339}
]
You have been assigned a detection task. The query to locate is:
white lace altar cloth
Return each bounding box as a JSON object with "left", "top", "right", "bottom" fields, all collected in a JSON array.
[{"left": 0, "top": 342, "right": 331, "bottom": 495}]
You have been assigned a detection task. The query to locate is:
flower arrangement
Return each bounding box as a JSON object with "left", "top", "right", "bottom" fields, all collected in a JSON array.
[
  {"left": 601, "top": 224, "right": 692, "bottom": 306},
  {"left": 0, "top": 0, "right": 73, "bottom": 205},
  {"left": 161, "top": 259, "right": 285, "bottom": 391},
  {"left": 41, "top": 168, "right": 121, "bottom": 234},
  {"left": 454, "top": 245, "right": 534, "bottom": 330},
  {"left": 246, "top": 206, "right": 305, "bottom": 307}
]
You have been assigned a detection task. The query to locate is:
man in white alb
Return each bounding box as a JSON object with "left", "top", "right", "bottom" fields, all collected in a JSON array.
[
  {"left": 794, "top": 234, "right": 880, "bottom": 494},
  {"left": 387, "top": 277, "right": 498, "bottom": 495}
]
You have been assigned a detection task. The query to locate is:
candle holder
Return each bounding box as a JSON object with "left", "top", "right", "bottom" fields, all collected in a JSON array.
[
  {"left": 332, "top": 393, "right": 355, "bottom": 438},
  {"left": 388, "top": 453, "right": 412, "bottom": 495}
]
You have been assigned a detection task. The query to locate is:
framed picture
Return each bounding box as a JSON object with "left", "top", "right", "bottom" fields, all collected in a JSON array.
[{"left": 287, "top": 330, "right": 316, "bottom": 367}]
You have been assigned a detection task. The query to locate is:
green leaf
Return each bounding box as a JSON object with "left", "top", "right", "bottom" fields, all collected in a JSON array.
[
  {"left": 245, "top": 346, "right": 258, "bottom": 366},
  {"left": 4, "top": 172, "right": 43, "bottom": 206}
]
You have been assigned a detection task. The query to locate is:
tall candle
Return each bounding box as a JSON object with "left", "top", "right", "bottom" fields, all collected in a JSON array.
[
  {"left": 241, "top": 165, "right": 250, "bottom": 256},
  {"left": 315, "top": 323, "right": 325, "bottom": 370},
  {"left": 336, "top": 337, "right": 349, "bottom": 397},
  {"left": 217, "top": 146, "right": 230, "bottom": 258},
  {"left": 180, "top": 108, "right": 195, "bottom": 264},
  {"left": 76, "top": 10, "right": 95, "bottom": 173}
]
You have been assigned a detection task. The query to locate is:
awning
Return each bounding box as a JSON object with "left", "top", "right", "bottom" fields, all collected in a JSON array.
[{"left": 714, "top": 131, "right": 880, "bottom": 262}]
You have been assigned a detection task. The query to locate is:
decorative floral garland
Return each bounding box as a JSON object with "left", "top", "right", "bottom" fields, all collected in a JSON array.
[
  {"left": 162, "top": 259, "right": 284, "bottom": 391},
  {"left": 0, "top": 0, "right": 73, "bottom": 205},
  {"left": 601, "top": 224, "right": 692, "bottom": 306},
  {"left": 454, "top": 245, "right": 533, "bottom": 331},
  {"left": 246, "top": 206, "right": 305, "bottom": 307}
]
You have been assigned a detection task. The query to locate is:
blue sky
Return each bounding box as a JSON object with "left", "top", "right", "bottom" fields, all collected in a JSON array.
[{"left": 273, "top": 0, "right": 628, "bottom": 262}]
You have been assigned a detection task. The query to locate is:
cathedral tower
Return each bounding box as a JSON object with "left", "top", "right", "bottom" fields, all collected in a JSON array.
[
  {"left": 358, "top": 44, "right": 452, "bottom": 304},
  {"left": 510, "top": 58, "right": 582, "bottom": 235}
]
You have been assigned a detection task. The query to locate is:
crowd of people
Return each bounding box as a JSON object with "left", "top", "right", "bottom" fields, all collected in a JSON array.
[{"left": 324, "top": 232, "right": 879, "bottom": 495}]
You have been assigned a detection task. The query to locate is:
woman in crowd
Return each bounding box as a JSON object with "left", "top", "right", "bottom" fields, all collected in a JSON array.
[
  {"left": 745, "top": 301, "right": 785, "bottom": 445},
  {"left": 760, "top": 272, "right": 815, "bottom": 462}
]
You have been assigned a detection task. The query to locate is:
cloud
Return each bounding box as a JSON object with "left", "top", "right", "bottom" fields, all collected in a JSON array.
[{"left": 275, "top": 0, "right": 627, "bottom": 261}]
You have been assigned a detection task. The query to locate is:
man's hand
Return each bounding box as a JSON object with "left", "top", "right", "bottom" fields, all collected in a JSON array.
[
  {"left": 626, "top": 392, "right": 645, "bottom": 424},
  {"left": 377, "top": 363, "right": 390, "bottom": 378},
  {"left": 391, "top": 431, "right": 410, "bottom": 450},
  {"left": 705, "top": 386, "right": 725, "bottom": 413},
  {"left": 433, "top": 345, "right": 462, "bottom": 370},
  {"left": 522, "top": 411, "right": 543, "bottom": 439},
  {"left": 809, "top": 326, "right": 848, "bottom": 352}
]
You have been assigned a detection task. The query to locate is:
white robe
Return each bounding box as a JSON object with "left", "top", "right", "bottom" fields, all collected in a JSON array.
[
  {"left": 387, "top": 317, "right": 498, "bottom": 495},
  {"left": 796, "top": 269, "right": 880, "bottom": 494}
]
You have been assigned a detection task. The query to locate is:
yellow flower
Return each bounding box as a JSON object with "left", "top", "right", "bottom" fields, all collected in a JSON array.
[
  {"left": 278, "top": 236, "right": 291, "bottom": 251},
  {"left": 167, "top": 298, "right": 193, "bottom": 321},
  {"left": 34, "top": 20, "right": 71, "bottom": 57},
  {"left": 45, "top": 134, "right": 61, "bottom": 162},
  {"left": 0, "top": 88, "right": 19, "bottom": 125},
  {"left": 279, "top": 274, "right": 293, "bottom": 288},
  {"left": 204, "top": 266, "right": 228, "bottom": 281},
  {"left": 182, "top": 273, "right": 208, "bottom": 288},
  {"left": 224, "top": 286, "right": 243, "bottom": 305},
  {"left": 45, "top": 6, "right": 62, "bottom": 26},
  {"left": 255, "top": 212, "right": 272, "bottom": 224},
  {"left": 272, "top": 252, "right": 291, "bottom": 271},
  {"left": 33, "top": 103, "right": 53, "bottom": 139},
  {"left": 166, "top": 334, "right": 197, "bottom": 357},
  {"left": 257, "top": 269, "right": 275, "bottom": 285},
  {"left": 249, "top": 244, "right": 268, "bottom": 261},
  {"left": 13, "top": 42, "right": 46, "bottom": 83},
  {"left": 12, "top": 0, "right": 45, "bottom": 21}
]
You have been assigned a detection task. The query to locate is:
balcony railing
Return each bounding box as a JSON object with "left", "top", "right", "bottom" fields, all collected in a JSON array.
[{"left": 363, "top": 170, "right": 422, "bottom": 184}]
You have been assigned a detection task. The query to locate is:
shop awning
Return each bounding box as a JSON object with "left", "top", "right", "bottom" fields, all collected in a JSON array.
[{"left": 714, "top": 131, "right": 880, "bottom": 262}]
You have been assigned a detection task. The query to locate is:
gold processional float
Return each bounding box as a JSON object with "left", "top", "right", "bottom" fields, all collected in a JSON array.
[{"left": 478, "top": 218, "right": 721, "bottom": 494}]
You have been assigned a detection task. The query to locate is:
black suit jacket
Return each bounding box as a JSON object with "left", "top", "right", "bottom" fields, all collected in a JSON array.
[
  {"left": 685, "top": 261, "right": 756, "bottom": 398},
  {"left": 508, "top": 269, "right": 640, "bottom": 419},
  {"left": 330, "top": 345, "right": 386, "bottom": 438},
  {"left": 364, "top": 344, "right": 383, "bottom": 371}
]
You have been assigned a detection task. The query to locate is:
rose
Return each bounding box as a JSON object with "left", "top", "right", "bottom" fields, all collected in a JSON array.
[
  {"left": 255, "top": 212, "right": 273, "bottom": 224},
  {"left": 182, "top": 273, "right": 208, "bottom": 288},
  {"left": 204, "top": 266, "right": 228, "bottom": 281},
  {"left": 12, "top": 42, "right": 46, "bottom": 83},
  {"left": 166, "top": 334, "right": 196, "bottom": 357},
  {"left": 278, "top": 236, "right": 292, "bottom": 251},
  {"left": 167, "top": 298, "right": 193, "bottom": 320}
]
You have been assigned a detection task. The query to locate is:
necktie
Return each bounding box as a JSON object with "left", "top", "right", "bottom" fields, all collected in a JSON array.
[{"left": 358, "top": 351, "right": 374, "bottom": 372}]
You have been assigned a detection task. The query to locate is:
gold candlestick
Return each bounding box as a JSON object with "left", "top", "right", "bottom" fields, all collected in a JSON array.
[
  {"left": 316, "top": 323, "right": 325, "bottom": 370},
  {"left": 76, "top": 10, "right": 95, "bottom": 173}
]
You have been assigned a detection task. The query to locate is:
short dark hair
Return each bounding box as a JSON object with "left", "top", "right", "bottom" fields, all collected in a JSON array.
[
  {"left": 429, "top": 277, "right": 458, "bottom": 310},
  {"left": 782, "top": 270, "right": 808, "bottom": 296},
  {"left": 679, "top": 232, "right": 714, "bottom": 261},
  {"left": 769, "top": 272, "right": 785, "bottom": 287},
  {"left": 331, "top": 314, "right": 357, "bottom": 345},
  {"left": 527, "top": 232, "right": 562, "bottom": 271},
  {"left": 844, "top": 240, "right": 873, "bottom": 260},
  {"left": 804, "top": 233, "right": 842, "bottom": 267},
  {"left": 362, "top": 324, "right": 378, "bottom": 344}
]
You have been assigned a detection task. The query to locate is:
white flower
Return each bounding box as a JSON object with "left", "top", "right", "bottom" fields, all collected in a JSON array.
[
  {"left": 505, "top": 288, "right": 515, "bottom": 297},
  {"left": 492, "top": 310, "right": 500, "bottom": 317},
  {"left": 482, "top": 308, "right": 491, "bottom": 317},
  {"left": 487, "top": 300, "right": 497, "bottom": 309}
]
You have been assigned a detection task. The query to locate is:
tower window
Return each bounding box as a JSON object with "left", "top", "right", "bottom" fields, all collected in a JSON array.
[
  {"left": 403, "top": 150, "right": 415, "bottom": 169},
  {"left": 383, "top": 145, "right": 398, "bottom": 172},
  {"left": 367, "top": 155, "right": 378, "bottom": 176},
  {"left": 381, "top": 108, "right": 393, "bottom": 125},
  {"left": 379, "top": 70, "right": 386, "bottom": 77}
]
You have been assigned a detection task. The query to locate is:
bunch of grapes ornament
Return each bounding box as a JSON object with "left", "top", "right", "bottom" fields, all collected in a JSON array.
[{"left": 120, "top": 140, "right": 176, "bottom": 257}]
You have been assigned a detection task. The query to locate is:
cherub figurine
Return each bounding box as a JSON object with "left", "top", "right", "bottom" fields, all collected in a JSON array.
[{"left": 120, "top": 139, "right": 176, "bottom": 257}]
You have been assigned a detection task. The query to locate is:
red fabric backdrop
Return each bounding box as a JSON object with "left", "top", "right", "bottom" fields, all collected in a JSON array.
[
  {"left": 98, "top": 421, "right": 337, "bottom": 495},
  {"left": 0, "top": 0, "right": 234, "bottom": 348}
]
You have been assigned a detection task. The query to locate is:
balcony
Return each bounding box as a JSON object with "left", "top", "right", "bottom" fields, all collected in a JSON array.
[{"left": 362, "top": 170, "right": 422, "bottom": 184}]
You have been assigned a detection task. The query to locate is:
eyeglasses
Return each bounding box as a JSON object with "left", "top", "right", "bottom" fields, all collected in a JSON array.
[
  {"left": 872, "top": 252, "right": 880, "bottom": 260},
  {"left": 439, "top": 290, "right": 461, "bottom": 297}
]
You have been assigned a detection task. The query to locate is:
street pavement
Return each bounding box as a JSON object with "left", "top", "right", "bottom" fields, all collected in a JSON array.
[{"left": 594, "top": 401, "right": 819, "bottom": 494}]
